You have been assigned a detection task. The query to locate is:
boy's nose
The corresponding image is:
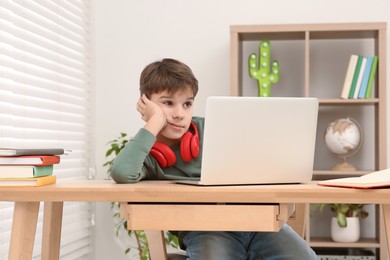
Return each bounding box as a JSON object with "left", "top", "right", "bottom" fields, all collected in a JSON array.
[{"left": 173, "top": 107, "right": 184, "bottom": 119}]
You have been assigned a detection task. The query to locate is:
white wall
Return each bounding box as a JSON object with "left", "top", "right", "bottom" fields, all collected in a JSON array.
[{"left": 93, "top": 1, "right": 390, "bottom": 259}]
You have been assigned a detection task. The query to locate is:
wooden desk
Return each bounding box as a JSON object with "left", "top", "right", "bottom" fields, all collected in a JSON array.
[{"left": 1, "top": 180, "right": 390, "bottom": 260}]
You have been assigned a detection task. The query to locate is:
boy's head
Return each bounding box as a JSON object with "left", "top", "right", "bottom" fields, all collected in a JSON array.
[{"left": 139, "top": 58, "right": 198, "bottom": 98}]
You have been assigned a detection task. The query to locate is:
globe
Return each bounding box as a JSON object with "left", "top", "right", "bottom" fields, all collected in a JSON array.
[{"left": 324, "top": 118, "right": 363, "bottom": 171}]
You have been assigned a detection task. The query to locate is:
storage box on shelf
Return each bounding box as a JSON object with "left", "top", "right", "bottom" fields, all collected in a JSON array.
[{"left": 230, "top": 22, "right": 387, "bottom": 259}]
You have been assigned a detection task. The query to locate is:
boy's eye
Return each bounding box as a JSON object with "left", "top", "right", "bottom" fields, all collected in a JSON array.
[
  {"left": 184, "top": 101, "right": 193, "bottom": 108},
  {"left": 162, "top": 100, "right": 173, "bottom": 106}
]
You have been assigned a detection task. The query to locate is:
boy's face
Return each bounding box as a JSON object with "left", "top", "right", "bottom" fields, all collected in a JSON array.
[{"left": 150, "top": 88, "right": 194, "bottom": 146}]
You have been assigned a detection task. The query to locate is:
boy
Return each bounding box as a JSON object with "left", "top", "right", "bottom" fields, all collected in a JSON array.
[{"left": 110, "top": 58, "right": 317, "bottom": 259}]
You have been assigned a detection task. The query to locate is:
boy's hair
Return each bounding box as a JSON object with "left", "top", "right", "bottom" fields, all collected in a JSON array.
[{"left": 139, "top": 58, "right": 198, "bottom": 97}]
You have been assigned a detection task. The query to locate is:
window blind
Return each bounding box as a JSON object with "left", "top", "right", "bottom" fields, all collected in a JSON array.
[{"left": 0, "top": 1, "right": 93, "bottom": 259}]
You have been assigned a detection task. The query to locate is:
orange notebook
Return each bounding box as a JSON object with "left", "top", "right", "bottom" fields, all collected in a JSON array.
[
  {"left": 0, "top": 155, "right": 60, "bottom": 165},
  {"left": 0, "top": 175, "right": 56, "bottom": 187}
]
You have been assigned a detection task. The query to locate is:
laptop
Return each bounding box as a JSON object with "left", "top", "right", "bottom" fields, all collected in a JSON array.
[{"left": 176, "top": 96, "right": 319, "bottom": 186}]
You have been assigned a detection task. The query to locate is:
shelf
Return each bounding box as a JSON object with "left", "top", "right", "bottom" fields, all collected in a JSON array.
[
  {"left": 310, "top": 237, "right": 380, "bottom": 248},
  {"left": 313, "top": 170, "right": 372, "bottom": 180},
  {"left": 230, "top": 22, "right": 386, "bottom": 40},
  {"left": 319, "top": 98, "right": 379, "bottom": 105}
]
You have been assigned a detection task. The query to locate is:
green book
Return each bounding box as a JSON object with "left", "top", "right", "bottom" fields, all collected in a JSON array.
[
  {"left": 365, "top": 56, "right": 378, "bottom": 98},
  {"left": 348, "top": 55, "right": 363, "bottom": 99}
]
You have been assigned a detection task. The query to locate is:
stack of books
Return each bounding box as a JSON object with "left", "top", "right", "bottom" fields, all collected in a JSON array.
[
  {"left": 340, "top": 54, "right": 378, "bottom": 99},
  {"left": 0, "top": 148, "right": 65, "bottom": 187}
]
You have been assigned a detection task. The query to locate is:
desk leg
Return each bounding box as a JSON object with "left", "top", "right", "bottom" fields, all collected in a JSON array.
[
  {"left": 382, "top": 204, "right": 390, "bottom": 258},
  {"left": 144, "top": 230, "right": 168, "bottom": 260},
  {"left": 42, "top": 202, "right": 64, "bottom": 260},
  {"left": 9, "top": 201, "right": 40, "bottom": 260}
]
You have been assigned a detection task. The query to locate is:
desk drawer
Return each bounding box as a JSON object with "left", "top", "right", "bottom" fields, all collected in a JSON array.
[{"left": 121, "top": 203, "right": 294, "bottom": 232}]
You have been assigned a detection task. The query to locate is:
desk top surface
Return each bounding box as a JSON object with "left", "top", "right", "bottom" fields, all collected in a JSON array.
[{"left": 1, "top": 180, "right": 390, "bottom": 204}]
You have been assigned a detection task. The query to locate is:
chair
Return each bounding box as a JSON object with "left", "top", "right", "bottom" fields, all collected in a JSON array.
[{"left": 121, "top": 202, "right": 308, "bottom": 260}]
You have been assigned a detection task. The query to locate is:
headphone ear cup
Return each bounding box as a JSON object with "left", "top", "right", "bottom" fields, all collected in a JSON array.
[
  {"left": 190, "top": 135, "right": 200, "bottom": 159},
  {"left": 180, "top": 132, "right": 193, "bottom": 162},
  {"left": 150, "top": 142, "right": 176, "bottom": 168},
  {"left": 180, "top": 122, "right": 200, "bottom": 162}
]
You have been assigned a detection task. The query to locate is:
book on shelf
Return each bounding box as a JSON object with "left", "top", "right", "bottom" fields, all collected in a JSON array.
[
  {"left": 340, "top": 55, "right": 358, "bottom": 99},
  {"left": 318, "top": 168, "right": 390, "bottom": 189},
  {"left": 0, "top": 175, "right": 56, "bottom": 187},
  {"left": 0, "top": 165, "right": 53, "bottom": 178},
  {"left": 357, "top": 56, "right": 374, "bottom": 99},
  {"left": 340, "top": 54, "right": 378, "bottom": 100},
  {"left": 0, "top": 148, "right": 65, "bottom": 156},
  {"left": 348, "top": 55, "right": 363, "bottom": 99},
  {"left": 365, "top": 55, "right": 378, "bottom": 99},
  {"left": 0, "top": 155, "right": 60, "bottom": 165},
  {"left": 352, "top": 56, "right": 366, "bottom": 99}
]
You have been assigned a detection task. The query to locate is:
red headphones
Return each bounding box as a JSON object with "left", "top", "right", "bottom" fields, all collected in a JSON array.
[{"left": 150, "top": 122, "right": 200, "bottom": 168}]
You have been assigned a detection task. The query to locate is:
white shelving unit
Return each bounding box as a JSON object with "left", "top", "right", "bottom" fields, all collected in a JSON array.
[{"left": 230, "top": 22, "right": 387, "bottom": 259}]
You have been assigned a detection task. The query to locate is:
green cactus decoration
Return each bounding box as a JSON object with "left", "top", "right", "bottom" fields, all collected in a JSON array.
[{"left": 248, "top": 40, "right": 280, "bottom": 97}]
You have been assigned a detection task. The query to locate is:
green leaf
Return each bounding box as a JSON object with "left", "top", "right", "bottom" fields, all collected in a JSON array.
[
  {"left": 102, "top": 161, "right": 111, "bottom": 167},
  {"left": 105, "top": 149, "right": 113, "bottom": 157},
  {"left": 337, "top": 212, "right": 347, "bottom": 227},
  {"left": 314, "top": 203, "right": 369, "bottom": 228}
]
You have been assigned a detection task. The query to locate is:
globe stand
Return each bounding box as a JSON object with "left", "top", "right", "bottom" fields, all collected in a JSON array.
[{"left": 331, "top": 157, "right": 357, "bottom": 171}]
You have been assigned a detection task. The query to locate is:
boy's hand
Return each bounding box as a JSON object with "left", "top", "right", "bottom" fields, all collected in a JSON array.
[{"left": 137, "top": 94, "right": 167, "bottom": 136}]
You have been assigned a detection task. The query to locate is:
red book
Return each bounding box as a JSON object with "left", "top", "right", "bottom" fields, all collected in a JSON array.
[{"left": 0, "top": 155, "right": 61, "bottom": 166}]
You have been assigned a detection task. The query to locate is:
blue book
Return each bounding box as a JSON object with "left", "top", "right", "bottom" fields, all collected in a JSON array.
[{"left": 357, "top": 56, "right": 374, "bottom": 99}]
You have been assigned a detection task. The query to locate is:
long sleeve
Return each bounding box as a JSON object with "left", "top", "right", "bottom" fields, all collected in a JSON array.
[{"left": 109, "top": 128, "right": 156, "bottom": 183}]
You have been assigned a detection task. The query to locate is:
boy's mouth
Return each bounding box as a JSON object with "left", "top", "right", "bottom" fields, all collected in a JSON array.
[{"left": 167, "top": 122, "right": 185, "bottom": 130}]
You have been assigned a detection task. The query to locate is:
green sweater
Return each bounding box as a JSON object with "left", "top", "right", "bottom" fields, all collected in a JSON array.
[{"left": 110, "top": 117, "right": 204, "bottom": 183}]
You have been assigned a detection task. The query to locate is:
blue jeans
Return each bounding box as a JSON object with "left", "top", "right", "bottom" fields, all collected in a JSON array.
[{"left": 178, "top": 225, "right": 317, "bottom": 260}]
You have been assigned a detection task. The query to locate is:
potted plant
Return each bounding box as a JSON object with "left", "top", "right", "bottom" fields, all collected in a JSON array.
[
  {"left": 318, "top": 203, "right": 368, "bottom": 243},
  {"left": 103, "top": 132, "right": 179, "bottom": 259}
]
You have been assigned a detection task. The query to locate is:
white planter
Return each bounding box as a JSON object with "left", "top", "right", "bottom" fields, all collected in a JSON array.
[{"left": 331, "top": 217, "right": 360, "bottom": 243}]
